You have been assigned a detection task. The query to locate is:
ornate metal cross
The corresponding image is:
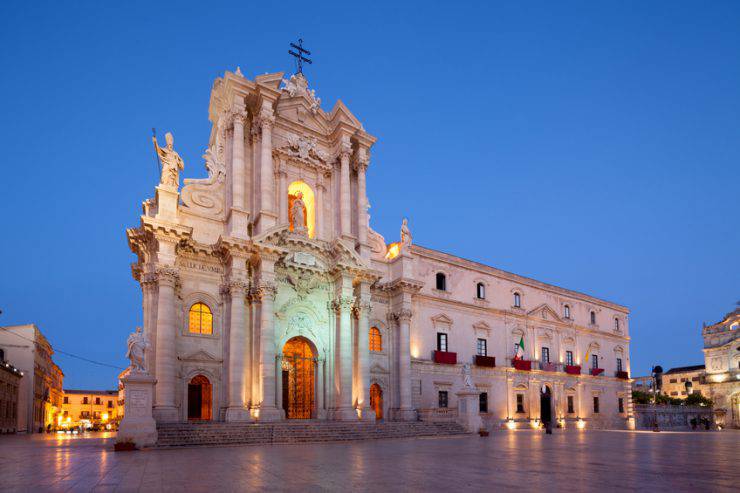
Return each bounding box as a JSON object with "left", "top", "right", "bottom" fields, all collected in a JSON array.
[{"left": 289, "top": 38, "right": 312, "bottom": 74}]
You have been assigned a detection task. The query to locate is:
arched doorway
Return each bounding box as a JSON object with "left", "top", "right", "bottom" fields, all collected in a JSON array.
[
  {"left": 281, "top": 337, "right": 316, "bottom": 419},
  {"left": 540, "top": 385, "right": 552, "bottom": 426},
  {"left": 187, "top": 375, "right": 212, "bottom": 421},
  {"left": 370, "top": 383, "right": 383, "bottom": 420}
]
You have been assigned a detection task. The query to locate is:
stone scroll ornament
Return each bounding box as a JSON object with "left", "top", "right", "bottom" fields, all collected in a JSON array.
[
  {"left": 462, "top": 363, "right": 474, "bottom": 389},
  {"left": 152, "top": 132, "right": 184, "bottom": 189},
  {"left": 181, "top": 115, "right": 227, "bottom": 217},
  {"left": 125, "top": 326, "right": 151, "bottom": 373}
]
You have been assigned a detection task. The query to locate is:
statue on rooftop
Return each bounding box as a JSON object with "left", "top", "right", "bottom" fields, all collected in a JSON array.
[
  {"left": 400, "top": 218, "right": 412, "bottom": 248},
  {"left": 152, "top": 132, "right": 184, "bottom": 189}
]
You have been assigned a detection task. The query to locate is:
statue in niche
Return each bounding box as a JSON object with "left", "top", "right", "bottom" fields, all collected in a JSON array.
[
  {"left": 400, "top": 218, "right": 412, "bottom": 247},
  {"left": 125, "top": 326, "right": 150, "bottom": 373},
  {"left": 290, "top": 191, "right": 307, "bottom": 234},
  {"left": 462, "top": 363, "right": 474, "bottom": 389},
  {"left": 152, "top": 132, "right": 184, "bottom": 189}
]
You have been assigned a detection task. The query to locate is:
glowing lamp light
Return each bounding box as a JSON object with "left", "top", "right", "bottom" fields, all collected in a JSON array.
[
  {"left": 577, "top": 418, "right": 586, "bottom": 430},
  {"left": 102, "top": 413, "right": 109, "bottom": 422},
  {"left": 385, "top": 242, "right": 401, "bottom": 260},
  {"left": 66, "top": 417, "right": 71, "bottom": 423},
  {"left": 506, "top": 419, "right": 516, "bottom": 430},
  {"left": 410, "top": 345, "right": 420, "bottom": 359},
  {"left": 530, "top": 419, "right": 540, "bottom": 429}
]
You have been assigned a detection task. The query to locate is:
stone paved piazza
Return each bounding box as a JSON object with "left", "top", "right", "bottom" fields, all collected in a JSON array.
[{"left": 0, "top": 430, "right": 737, "bottom": 492}]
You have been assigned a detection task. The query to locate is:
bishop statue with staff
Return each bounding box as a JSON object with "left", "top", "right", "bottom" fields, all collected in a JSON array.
[{"left": 152, "top": 131, "right": 184, "bottom": 189}]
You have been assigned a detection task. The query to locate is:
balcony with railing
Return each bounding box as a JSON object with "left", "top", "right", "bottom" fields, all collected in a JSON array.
[
  {"left": 474, "top": 355, "right": 496, "bottom": 367},
  {"left": 433, "top": 351, "right": 457, "bottom": 365},
  {"left": 615, "top": 370, "right": 629, "bottom": 379},
  {"left": 512, "top": 359, "right": 532, "bottom": 371},
  {"left": 564, "top": 365, "right": 581, "bottom": 375},
  {"left": 590, "top": 368, "right": 605, "bottom": 376},
  {"left": 539, "top": 361, "right": 558, "bottom": 372}
]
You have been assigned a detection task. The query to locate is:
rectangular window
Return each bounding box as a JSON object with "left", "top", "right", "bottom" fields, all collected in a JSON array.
[
  {"left": 669, "top": 378, "right": 677, "bottom": 384},
  {"left": 566, "top": 351, "right": 574, "bottom": 366},
  {"left": 63, "top": 396, "right": 68, "bottom": 404},
  {"left": 93, "top": 411, "right": 101, "bottom": 419},
  {"left": 618, "top": 397, "right": 624, "bottom": 413},
  {"left": 438, "top": 391, "right": 448, "bottom": 408},
  {"left": 617, "top": 358, "right": 623, "bottom": 372},
  {"left": 541, "top": 347, "right": 550, "bottom": 363},
  {"left": 516, "top": 394, "right": 524, "bottom": 413},
  {"left": 691, "top": 377, "right": 700, "bottom": 382},
  {"left": 479, "top": 392, "right": 488, "bottom": 413},
  {"left": 514, "top": 293, "right": 521, "bottom": 308},
  {"left": 593, "top": 396, "right": 599, "bottom": 414},
  {"left": 592, "top": 354, "right": 599, "bottom": 370},
  {"left": 567, "top": 395, "right": 574, "bottom": 414},
  {"left": 437, "top": 333, "right": 448, "bottom": 352},
  {"left": 83, "top": 397, "right": 88, "bottom": 404},
  {"left": 477, "top": 338, "right": 487, "bottom": 357},
  {"left": 95, "top": 397, "right": 101, "bottom": 405},
  {"left": 476, "top": 283, "right": 485, "bottom": 299},
  {"left": 108, "top": 401, "right": 113, "bottom": 408}
]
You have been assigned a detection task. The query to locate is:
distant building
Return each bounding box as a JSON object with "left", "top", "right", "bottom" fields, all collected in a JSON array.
[
  {"left": 702, "top": 305, "right": 739, "bottom": 428},
  {"left": 0, "top": 348, "right": 23, "bottom": 433},
  {"left": 0, "top": 325, "right": 64, "bottom": 432},
  {"left": 662, "top": 365, "right": 709, "bottom": 397},
  {"left": 62, "top": 389, "right": 119, "bottom": 427}
]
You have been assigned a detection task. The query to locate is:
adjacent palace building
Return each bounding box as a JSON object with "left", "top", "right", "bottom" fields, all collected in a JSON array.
[{"left": 127, "top": 68, "right": 633, "bottom": 430}]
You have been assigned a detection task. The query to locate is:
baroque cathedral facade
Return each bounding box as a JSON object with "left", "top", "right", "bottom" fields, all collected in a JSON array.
[{"left": 127, "top": 68, "right": 633, "bottom": 429}]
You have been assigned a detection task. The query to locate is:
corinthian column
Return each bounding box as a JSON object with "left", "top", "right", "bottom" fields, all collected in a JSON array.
[
  {"left": 356, "top": 289, "right": 374, "bottom": 420},
  {"left": 255, "top": 282, "right": 281, "bottom": 421},
  {"left": 316, "top": 174, "right": 326, "bottom": 240},
  {"left": 331, "top": 295, "right": 357, "bottom": 420},
  {"left": 228, "top": 110, "right": 249, "bottom": 238},
  {"left": 225, "top": 280, "right": 251, "bottom": 422},
  {"left": 339, "top": 141, "right": 352, "bottom": 238},
  {"left": 393, "top": 309, "right": 415, "bottom": 421},
  {"left": 355, "top": 153, "right": 369, "bottom": 248},
  {"left": 259, "top": 105, "right": 277, "bottom": 231},
  {"left": 153, "top": 266, "right": 179, "bottom": 422}
]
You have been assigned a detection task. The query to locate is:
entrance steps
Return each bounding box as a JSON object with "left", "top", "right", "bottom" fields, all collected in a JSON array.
[{"left": 155, "top": 420, "right": 469, "bottom": 447}]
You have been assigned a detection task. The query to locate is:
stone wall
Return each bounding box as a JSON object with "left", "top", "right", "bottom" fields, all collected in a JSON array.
[{"left": 634, "top": 404, "right": 713, "bottom": 430}]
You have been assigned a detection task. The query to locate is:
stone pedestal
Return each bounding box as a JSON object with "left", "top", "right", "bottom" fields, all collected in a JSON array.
[
  {"left": 117, "top": 372, "right": 158, "bottom": 448},
  {"left": 456, "top": 390, "right": 482, "bottom": 433},
  {"left": 155, "top": 185, "right": 179, "bottom": 222}
]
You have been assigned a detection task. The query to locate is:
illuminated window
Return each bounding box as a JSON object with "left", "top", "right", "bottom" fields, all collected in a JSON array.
[
  {"left": 564, "top": 305, "right": 570, "bottom": 319},
  {"left": 189, "top": 303, "right": 213, "bottom": 335},
  {"left": 436, "top": 273, "right": 446, "bottom": 291},
  {"left": 590, "top": 311, "right": 596, "bottom": 324},
  {"left": 476, "top": 282, "right": 485, "bottom": 299},
  {"left": 514, "top": 292, "right": 521, "bottom": 308},
  {"left": 369, "top": 327, "right": 382, "bottom": 352}
]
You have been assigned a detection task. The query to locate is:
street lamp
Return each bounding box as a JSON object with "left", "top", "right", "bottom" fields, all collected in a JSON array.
[
  {"left": 684, "top": 380, "right": 693, "bottom": 396},
  {"left": 651, "top": 365, "right": 663, "bottom": 432}
]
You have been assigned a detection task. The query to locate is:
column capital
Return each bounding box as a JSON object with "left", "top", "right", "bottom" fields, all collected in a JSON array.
[
  {"left": 258, "top": 109, "right": 275, "bottom": 130},
  {"left": 331, "top": 296, "right": 355, "bottom": 314},
  {"left": 252, "top": 282, "right": 277, "bottom": 302},
  {"left": 352, "top": 300, "right": 372, "bottom": 319},
  {"left": 392, "top": 309, "right": 413, "bottom": 324},
  {"left": 229, "top": 109, "right": 248, "bottom": 127},
  {"left": 155, "top": 265, "right": 179, "bottom": 286},
  {"left": 225, "top": 279, "right": 249, "bottom": 295}
]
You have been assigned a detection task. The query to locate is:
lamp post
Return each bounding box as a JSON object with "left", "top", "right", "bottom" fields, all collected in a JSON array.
[
  {"left": 651, "top": 365, "right": 663, "bottom": 432},
  {"left": 684, "top": 380, "right": 693, "bottom": 397}
]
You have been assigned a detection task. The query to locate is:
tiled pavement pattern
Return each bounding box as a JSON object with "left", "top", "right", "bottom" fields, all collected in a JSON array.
[{"left": 0, "top": 429, "right": 737, "bottom": 492}]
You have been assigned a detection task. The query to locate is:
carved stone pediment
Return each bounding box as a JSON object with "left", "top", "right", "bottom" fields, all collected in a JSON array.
[
  {"left": 527, "top": 303, "right": 563, "bottom": 323},
  {"left": 179, "top": 350, "right": 222, "bottom": 363}
]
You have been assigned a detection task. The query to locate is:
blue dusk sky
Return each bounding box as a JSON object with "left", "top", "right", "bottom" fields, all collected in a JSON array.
[{"left": 1, "top": 1, "right": 738, "bottom": 389}]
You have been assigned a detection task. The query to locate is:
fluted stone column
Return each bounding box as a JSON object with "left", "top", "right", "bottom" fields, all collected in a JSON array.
[
  {"left": 356, "top": 293, "right": 374, "bottom": 420},
  {"left": 355, "top": 155, "right": 368, "bottom": 247},
  {"left": 228, "top": 111, "right": 249, "bottom": 238},
  {"left": 339, "top": 141, "right": 352, "bottom": 238},
  {"left": 256, "top": 283, "right": 281, "bottom": 421},
  {"left": 259, "top": 106, "right": 276, "bottom": 230},
  {"left": 277, "top": 160, "right": 288, "bottom": 226},
  {"left": 225, "top": 280, "right": 251, "bottom": 422},
  {"left": 394, "top": 309, "right": 415, "bottom": 420},
  {"left": 140, "top": 273, "right": 158, "bottom": 377},
  {"left": 316, "top": 175, "right": 326, "bottom": 240},
  {"left": 331, "top": 295, "right": 357, "bottom": 420},
  {"left": 153, "top": 266, "right": 179, "bottom": 422}
]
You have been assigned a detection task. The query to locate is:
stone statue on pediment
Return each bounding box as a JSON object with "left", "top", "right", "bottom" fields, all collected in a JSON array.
[
  {"left": 125, "top": 326, "right": 150, "bottom": 373},
  {"left": 153, "top": 132, "right": 184, "bottom": 189},
  {"left": 401, "top": 218, "right": 412, "bottom": 247}
]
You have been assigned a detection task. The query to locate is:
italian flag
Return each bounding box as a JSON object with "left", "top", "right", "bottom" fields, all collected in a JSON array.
[{"left": 513, "top": 336, "right": 525, "bottom": 361}]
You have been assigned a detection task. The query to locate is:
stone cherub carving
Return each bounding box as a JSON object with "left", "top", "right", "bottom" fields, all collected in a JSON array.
[
  {"left": 462, "top": 363, "right": 474, "bottom": 389},
  {"left": 291, "top": 191, "right": 307, "bottom": 234},
  {"left": 400, "top": 218, "right": 412, "bottom": 247},
  {"left": 152, "top": 132, "right": 184, "bottom": 189},
  {"left": 125, "top": 326, "right": 150, "bottom": 373}
]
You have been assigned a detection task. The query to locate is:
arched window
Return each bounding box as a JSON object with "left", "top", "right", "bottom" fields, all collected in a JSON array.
[
  {"left": 476, "top": 282, "right": 485, "bottom": 299},
  {"left": 514, "top": 292, "right": 521, "bottom": 308},
  {"left": 189, "top": 303, "right": 213, "bottom": 335},
  {"left": 564, "top": 305, "right": 570, "bottom": 319},
  {"left": 590, "top": 311, "right": 596, "bottom": 325},
  {"left": 435, "top": 272, "right": 446, "bottom": 291},
  {"left": 369, "top": 327, "right": 382, "bottom": 351}
]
